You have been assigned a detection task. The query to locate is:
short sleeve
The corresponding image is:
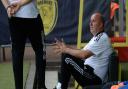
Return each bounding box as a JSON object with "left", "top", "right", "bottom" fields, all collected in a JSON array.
[{"left": 83, "top": 34, "right": 109, "bottom": 55}]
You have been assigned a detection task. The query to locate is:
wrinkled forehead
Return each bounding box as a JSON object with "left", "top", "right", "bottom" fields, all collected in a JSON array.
[{"left": 90, "top": 13, "right": 102, "bottom": 23}]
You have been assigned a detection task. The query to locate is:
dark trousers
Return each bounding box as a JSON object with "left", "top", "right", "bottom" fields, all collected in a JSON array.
[
  {"left": 9, "top": 15, "right": 46, "bottom": 89},
  {"left": 59, "top": 54, "right": 102, "bottom": 89}
]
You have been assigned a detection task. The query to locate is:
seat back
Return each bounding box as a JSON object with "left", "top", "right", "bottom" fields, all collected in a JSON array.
[{"left": 107, "top": 51, "right": 119, "bottom": 82}]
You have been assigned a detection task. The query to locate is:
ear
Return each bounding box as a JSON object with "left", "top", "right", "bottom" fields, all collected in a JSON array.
[{"left": 100, "top": 22, "right": 103, "bottom": 28}]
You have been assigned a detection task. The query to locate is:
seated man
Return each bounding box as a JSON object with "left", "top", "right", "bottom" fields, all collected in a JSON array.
[{"left": 53, "top": 13, "right": 113, "bottom": 89}]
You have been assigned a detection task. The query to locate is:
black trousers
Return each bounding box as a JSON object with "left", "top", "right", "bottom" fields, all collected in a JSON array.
[
  {"left": 59, "top": 54, "right": 102, "bottom": 89},
  {"left": 9, "top": 15, "right": 46, "bottom": 89}
]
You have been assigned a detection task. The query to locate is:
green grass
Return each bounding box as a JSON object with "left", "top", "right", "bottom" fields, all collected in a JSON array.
[
  {"left": 23, "top": 60, "right": 31, "bottom": 88},
  {"left": 0, "top": 60, "right": 30, "bottom": 89}
]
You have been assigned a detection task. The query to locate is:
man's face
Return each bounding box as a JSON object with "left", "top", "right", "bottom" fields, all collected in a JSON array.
[{"left": 89, "top": 14, "right": 102, "bottom": 35}]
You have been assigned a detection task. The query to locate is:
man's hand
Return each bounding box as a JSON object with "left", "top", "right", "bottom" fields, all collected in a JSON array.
[
  {"left": 7, "top": 5, "right": 15, "bottom": 17},
  {"left": 6, "top": 2, "right": 21, "bottom": 17},
  {"left": 53, "top": 38, "right": 67, "bottom": 54},
  {"left": 11, "top": 2, "right": 21, "bottom": 14}
]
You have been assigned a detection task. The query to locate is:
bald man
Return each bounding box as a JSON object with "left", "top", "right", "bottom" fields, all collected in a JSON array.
[{"left": 53, "top": 13, "right": 113, "bottom": 89}]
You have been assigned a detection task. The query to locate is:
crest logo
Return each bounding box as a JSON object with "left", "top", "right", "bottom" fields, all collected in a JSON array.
[{"left": 37, "top": 0, "right": 58, "bottom": 35}]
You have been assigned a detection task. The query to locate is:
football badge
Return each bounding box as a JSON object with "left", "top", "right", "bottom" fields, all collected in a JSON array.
[{"left": 37, "top": 0, "right": 58, "bottom": 35}]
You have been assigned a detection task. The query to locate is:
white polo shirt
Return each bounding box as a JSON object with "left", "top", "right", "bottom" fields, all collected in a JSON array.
[
  {"left": 83, "top": 32, "right": 113, "bottom": 81},
  {"left": 8, "top": 0, "right": 39, "bottom": 18}
]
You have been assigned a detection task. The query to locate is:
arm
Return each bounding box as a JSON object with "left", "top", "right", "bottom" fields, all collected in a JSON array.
[
  {"left": 1, "top": 0, "right": 10, "bottom": 9},
  {"left": 1, "top": 0, "right": 32, "bottom": 17},
  {"left": 1, "top": 0, "right": 32, "bottom": 9},
  {"left": 1, "top": 0, "right": 14, "bottom": 17},
  {"left": 54, "top": 39, "right": 94, "bottom": 59},
  {"left": 64, "top": 47, "right": 94, "bottom": 59},
  {"left": 9, "top": 0, "right": 32, "bottom": 15},
  {"left": 19, "top": 0, "right": 32, "bottom": 6}
]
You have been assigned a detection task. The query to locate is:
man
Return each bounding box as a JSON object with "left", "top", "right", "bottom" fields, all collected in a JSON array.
[
  {"left": 53, "top": 13, "right": 113, "bottom": 89},
  {"left": 1, "top": 0, "right": 47, "bottom": 89}
]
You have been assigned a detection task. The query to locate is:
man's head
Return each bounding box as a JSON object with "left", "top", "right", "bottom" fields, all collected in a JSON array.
[{"left": 90, "top": 13, "right": 105, "bottom": 36}]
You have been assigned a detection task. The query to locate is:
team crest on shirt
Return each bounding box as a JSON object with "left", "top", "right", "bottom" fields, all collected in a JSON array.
[{"left": 37, "top": 0, "right": 58, "bottom": 35}]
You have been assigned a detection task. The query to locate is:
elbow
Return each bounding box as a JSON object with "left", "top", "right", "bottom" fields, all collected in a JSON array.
[
  {"left": 80, "top": 54, "right": 87, "bottom": 59},
  {"left": 80, "top": 51, "right": 92, "bottom": 59}
]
